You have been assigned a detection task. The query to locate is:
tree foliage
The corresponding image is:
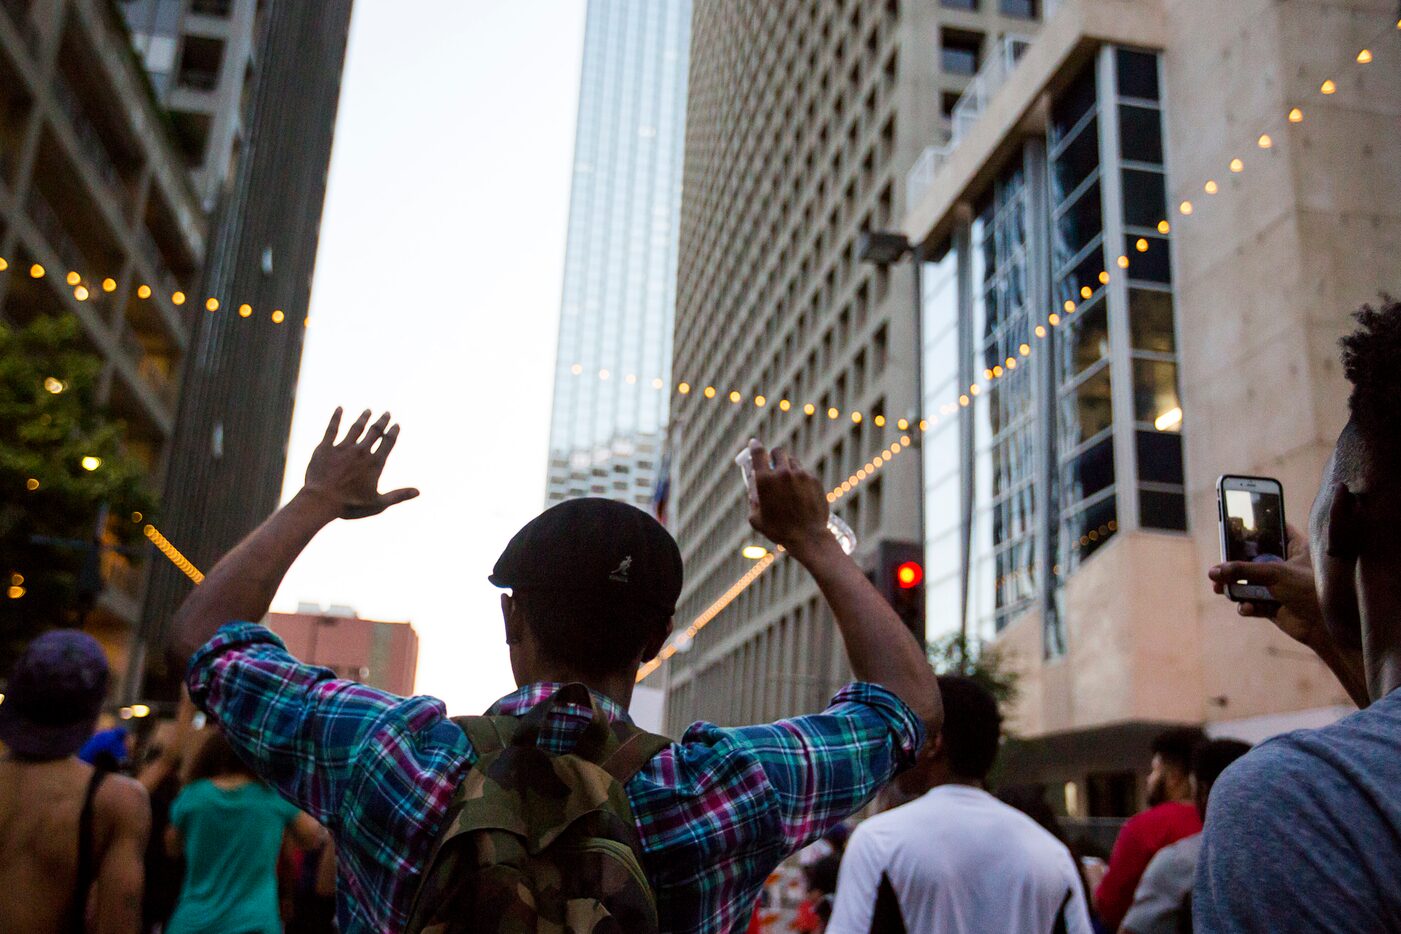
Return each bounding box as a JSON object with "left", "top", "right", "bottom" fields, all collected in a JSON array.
[
  {"left": 927, "top": 631, "right": 1020, "bottom": 711},
  {"left": 0, "top": 315, "right": 155, "bottom": 667}
]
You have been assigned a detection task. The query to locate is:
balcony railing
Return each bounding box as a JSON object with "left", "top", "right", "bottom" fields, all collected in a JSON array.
[
  {"left": 50, "top": 71, "right": 132, "bottom": 213},
  {"left": 949, "top": 34, "right": 1034, "bottom": 146},
  {"left": 906, "top": 33, "right": 1035, "bottom": 210},
  {"left": 906, "top": 144, "right": 953, "bottom": 214},
  {"left": 28, "top": 187, "right": 95, "bottom": 283}
]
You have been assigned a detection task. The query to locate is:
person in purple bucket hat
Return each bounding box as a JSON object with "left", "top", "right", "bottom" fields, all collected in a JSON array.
[{"left": 0, "top": 629, "right": 150, "bottom": 933}]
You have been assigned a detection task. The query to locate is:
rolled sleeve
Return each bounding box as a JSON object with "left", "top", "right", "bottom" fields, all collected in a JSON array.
[
  {"left": 184, "top": 622, "right": 461, "bottom": 829},
  {"left": 672, "top": 682, "right": 925, "bottom": 853}
]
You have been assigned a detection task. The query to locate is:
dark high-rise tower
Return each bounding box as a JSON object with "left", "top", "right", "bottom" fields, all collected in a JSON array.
[{"left": 131, "top": 0, "right": 354, "bottom": 698}]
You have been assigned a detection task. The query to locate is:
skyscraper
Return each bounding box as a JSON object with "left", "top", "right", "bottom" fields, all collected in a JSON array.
[
  {"left": 661, "top": 0, "right": 1045, "bottom": 733},
  {"left": 543, "top": 0, "right": 690, "bottom": 511},
  {"left": 131, "top": 0, "right": 354, "bottom": 699}
]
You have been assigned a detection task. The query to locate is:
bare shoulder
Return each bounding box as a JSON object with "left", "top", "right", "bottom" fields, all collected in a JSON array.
[{"left": 98, "top": 774, "right": 151, "bottom": 833}]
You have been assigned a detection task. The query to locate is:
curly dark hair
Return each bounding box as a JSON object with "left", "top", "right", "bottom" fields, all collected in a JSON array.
[{"left": 1339, "top": 297, "right": 1401, "bottom": 480}]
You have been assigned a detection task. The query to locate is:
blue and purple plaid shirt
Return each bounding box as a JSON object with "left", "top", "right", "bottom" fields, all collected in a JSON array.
[{"left": 187, "top": 622, "right": 924, "bottom": 933}]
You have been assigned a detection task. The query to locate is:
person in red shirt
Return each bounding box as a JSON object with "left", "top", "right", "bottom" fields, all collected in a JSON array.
[{"left": 1094, "top": 726, "right": 1205, "bottom": 930}]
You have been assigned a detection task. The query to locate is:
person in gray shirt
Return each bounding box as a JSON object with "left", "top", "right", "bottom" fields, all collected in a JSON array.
[
  {"left": 1122, "top": 739, "right": 1249, "bottom": 934},
  {"left": 1198, "top": 299, "right": 1401, "bottom": 932}
]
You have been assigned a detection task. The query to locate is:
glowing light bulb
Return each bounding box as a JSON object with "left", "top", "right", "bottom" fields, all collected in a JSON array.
[
  {"left": 754, "top": 395, "right": 767, "bottom": 407},
  {"left": 827, "top": 407, "right": 839, "bottom": 420},
  {"left": 1158, "top": 220, "right": 1171, "bottom": 234},
  {"left": 1257, "top": 133, "right": 1273, "bottom": 149},
  {"left": 779, "top": 399, "right": 791, "bottom": 411},
  {"left": 81, "top": 456, "right": 102, "bottom": 471},
  {"left": 25, "top": 478, "right": 39, "bottom": 491},
  {"left": 1049, "top": 313, "right": 1062, "bottom": 326},
  {"left": 1320, "top": 79, "right": 1336, "bottom": 95},
  {"left": 874, "top": 415, "right": 886, "bottom": 426},
  {"left": 1019, "top": 343, "right": 1030, "bottom": 356},
  {"left": 1230, "top": 158, "right": 1244, "bottom": 173},
  {"left": 29, "top": 264, "right": 45, "bottom": 278},
  {"left": 1064, "top": 300, "right": 1076, "bottom": 313},
  {"left": 993, "top": 366, "right": 1004, "bottom": 378},
  {"left": 1356, "top": 49, "right": 1372, "bottom": 64},
  {"left": 239, "top": 303, "right": 253, "bottom": 317},
  {"left": 73, "top": 286, "right": 89, "bottom": 301},
  {"left": 741, "top": 545, "right": 769, "bottom": 560},
  {"left": 66, "top": 271, "right": 81, "bottom": 286},
  {"left": 897, "top": 418, "right": 910, "bottom": 431},
  {"left": 137, "top": 284, "right": 151, "bottom": 299},
  {"left": 1289, "top": 107, "right": 1304, "bottom": 123},
  {"left": 803, "top": 403, "right": 815, "bottom": 415},
  {"left": 652, "top": 378, "right": 664, "bottom": 389},
  {"left": 0, "top": 257, "right": 7, "bottom": 271},
  {"left": 206, "top": 297, "right": 220, "bottom": 312},
  {"left": 1117, "top": 255, "right": 1131, "bottom": 269},
  {"left": 704, "top": 386, "right": 716, "bottom": 398},
  {"left": 1035, "top": 325, "right": 1047, "bottom": 338},
  {"left": 678, "top": 382, "right": 691, "bottom": 394},
  {"left": 1098, "top": 270, "right": 1110, "bottom": 285},
  {"left": 851, "top": 411, "right": 862, "bottom": 423},
  {"left": 172, "top": 291, "right": 186, "bottom": 305},
  {"left": 1204, "top": 180, "right": 1219, "bottom": 195},
  {"left": 1136, "top": 238, "right": 1150, "bottom": 253},
  {"left": 729, "top": 390, "right": 742, "bottom": 403},
  {"left": 1080, "top": 285, "right": 1092, "bottom": 299},
  {"left": 570, "top": 363, "right": 583, "bottom": 375},
  {"left": 271, "top": 309, "right": 285, "bottom": 324},
  {"left": 101, "top": 278, "right": 116, "bottom": 293}
]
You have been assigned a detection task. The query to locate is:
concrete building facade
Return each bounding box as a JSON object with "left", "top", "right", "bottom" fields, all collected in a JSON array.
[
  {"left": 662, "top": 0, "right": 1046, "bottom": 733},
  {"left": 266, "top": 607, "right": 418, "bottom": 697},
  {"left": 0, "top": 0, "right": 207, "bottom": 678},
  {"left": 544, "top": 0, "right": 690, "bottom": 511},
  {"left": 901, "top": 0, "right": 1399, "bottom": 817},
  {"left": 116, "top": 0, "right": 261, "bottom": 210}
]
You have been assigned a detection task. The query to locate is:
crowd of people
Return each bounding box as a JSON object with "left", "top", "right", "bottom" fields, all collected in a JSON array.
[{"left": 2, "top": 299, "right": 1399, "bottom": 932}]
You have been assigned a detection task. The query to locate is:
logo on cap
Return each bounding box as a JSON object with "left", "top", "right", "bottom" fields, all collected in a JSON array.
[{"left": 609, "top": 556, "right": 633, "bottom": 583}]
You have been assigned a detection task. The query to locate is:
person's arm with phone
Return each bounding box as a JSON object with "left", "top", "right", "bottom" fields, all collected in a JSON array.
[
  {"left": 1208, "top": 524, "right": 1368, "bottom": 707},
  {"left": 747, "top": 441, "right": 940, "bottom": 726}
]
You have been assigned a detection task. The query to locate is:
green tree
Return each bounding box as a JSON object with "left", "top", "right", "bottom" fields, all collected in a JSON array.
[
  {"left": 0, "top": 314, "right": 155, "bottom": 668},
  {"left": 927, "top": 631, "right": 1020, "bottom": 710}
]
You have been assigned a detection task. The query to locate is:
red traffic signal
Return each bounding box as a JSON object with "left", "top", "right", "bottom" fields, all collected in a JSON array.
[{"left": 895, "top": 561, "right": 923, "bottom": 590}]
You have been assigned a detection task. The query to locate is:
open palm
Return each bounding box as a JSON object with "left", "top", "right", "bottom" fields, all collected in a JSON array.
[{"left": 303, "top": 408, "right": 419, "bottom": 519}]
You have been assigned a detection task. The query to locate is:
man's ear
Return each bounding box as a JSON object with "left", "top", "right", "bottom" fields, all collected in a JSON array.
[
  {"left": 640, "top": 617, "right": 675, "bottom": 663},
  {"left": 502, "top": 593, "right": 525, "bottom": 646}
]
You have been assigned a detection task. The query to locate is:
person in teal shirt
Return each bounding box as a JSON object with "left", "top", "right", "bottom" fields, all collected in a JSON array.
[{"left": 166, "top": 729, "right": 324, "bottom": 934}]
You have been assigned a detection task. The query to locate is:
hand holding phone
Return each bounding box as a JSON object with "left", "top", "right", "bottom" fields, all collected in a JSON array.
[{"left": 1216, "top": 475, "right": 1287, "bottom": 603}]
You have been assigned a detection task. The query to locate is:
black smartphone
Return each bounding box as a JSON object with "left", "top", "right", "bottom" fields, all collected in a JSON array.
[{"left": 1216, "top": 474, "right": 1287, "bottom": 603}]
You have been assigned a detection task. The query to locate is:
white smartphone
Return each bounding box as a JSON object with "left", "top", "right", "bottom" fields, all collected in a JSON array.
[{"left": 1216, "top": 474, "right": 1287, "bottom": 603}]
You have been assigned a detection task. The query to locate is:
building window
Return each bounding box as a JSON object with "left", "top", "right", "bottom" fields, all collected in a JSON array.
[
  {"left": 941, "top": 0, "right": 979, "bottom": 9},
  {"left": 1000, "top": 0, "right": 1039, "bottom": 17},
  {"left": 941, "top": 29, "right": 983, "bottom": 77}
]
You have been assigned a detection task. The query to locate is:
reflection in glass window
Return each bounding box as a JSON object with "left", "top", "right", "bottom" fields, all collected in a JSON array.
[
  {"left": 1133, "top": 358, "right": 1180, "bottom": 426},
  {"left": 1061, "top": 298, "right": 1111, "bottom": 376},
  {"left": 1061, "top": 366, "right": 1114, "bottom": 448},
  {"left": 1129, "top": 288, "right": 1177, "bottom": 353}
]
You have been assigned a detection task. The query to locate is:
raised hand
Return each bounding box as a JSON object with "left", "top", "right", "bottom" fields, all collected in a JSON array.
[
  {"left": 745, "top": 439, "right": 830, "bottom": 555},
  {"left": 302, "top": 408, "right": 420, "bottom": 520}
]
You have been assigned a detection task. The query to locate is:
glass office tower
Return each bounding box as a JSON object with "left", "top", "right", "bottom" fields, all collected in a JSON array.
[{"left": 544, "top": 0, "right": 690, "bottom": 510}]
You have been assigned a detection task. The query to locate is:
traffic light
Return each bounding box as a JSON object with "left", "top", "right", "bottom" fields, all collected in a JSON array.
[{"left": 872, "top": 541, "right": 926, "bottom": 644}]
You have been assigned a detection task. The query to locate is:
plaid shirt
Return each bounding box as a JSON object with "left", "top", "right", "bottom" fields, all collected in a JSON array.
[{"left": 187, "top": 622, "right": 924, "bottom": 934}]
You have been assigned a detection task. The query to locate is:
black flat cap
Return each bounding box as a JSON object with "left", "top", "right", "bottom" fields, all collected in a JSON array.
[{"left": 490, "top": 498, "right": 684, "bottom": 616}]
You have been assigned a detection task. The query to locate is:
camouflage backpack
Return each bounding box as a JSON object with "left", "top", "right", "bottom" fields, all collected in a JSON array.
[{"left": 405, "top": 683, "right": 673, "bottom": 934}]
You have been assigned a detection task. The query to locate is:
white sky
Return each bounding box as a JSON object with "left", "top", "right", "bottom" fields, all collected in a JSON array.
[{"left": 270, "top": 1, "right": 588, "bottom": 715}]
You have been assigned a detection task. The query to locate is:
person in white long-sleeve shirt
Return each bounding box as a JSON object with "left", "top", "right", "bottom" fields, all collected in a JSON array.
[{"left": 828, "top": 676, "right": 1093, "bottom": 934}]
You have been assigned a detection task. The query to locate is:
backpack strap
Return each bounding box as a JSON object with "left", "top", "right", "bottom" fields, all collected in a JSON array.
[
  {"left": 65, "top": 764, "right": 109, "bottom": 934},
  {"left": 600, "top": 728, "right": 673, "bottom": 784},
  {"left": 451, "top": 714, "right": 514, "bottom": 761}
]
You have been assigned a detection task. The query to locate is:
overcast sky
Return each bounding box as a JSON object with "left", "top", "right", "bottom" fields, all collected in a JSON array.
[{"left": 270, "top": 1, "right": 588, "bottom": 715}]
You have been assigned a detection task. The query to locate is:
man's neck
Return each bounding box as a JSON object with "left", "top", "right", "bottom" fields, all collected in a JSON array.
[
  {"left": 516, "top": 671, "right": 636, "bottom": 711},
  {"left": 1359, "top": 553, "right": 1401, "bottom": 700}
]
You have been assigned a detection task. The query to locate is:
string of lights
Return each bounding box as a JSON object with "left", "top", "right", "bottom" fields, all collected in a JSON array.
[
  {"left": 143, "top": 523, "right": 205, "bottom": 584},
  {"left": 636, "top": 18, "right": 1397, "bottom": 684}
]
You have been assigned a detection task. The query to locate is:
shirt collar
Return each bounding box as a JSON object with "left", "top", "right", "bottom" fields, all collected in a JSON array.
[{"left": 487, "top": 681, "right": 633, "bottom": 724}]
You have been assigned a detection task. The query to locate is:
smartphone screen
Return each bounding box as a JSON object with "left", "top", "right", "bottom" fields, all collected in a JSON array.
[{"left": 1218, "top": 475, "right": 1286, "bottom": 601}]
